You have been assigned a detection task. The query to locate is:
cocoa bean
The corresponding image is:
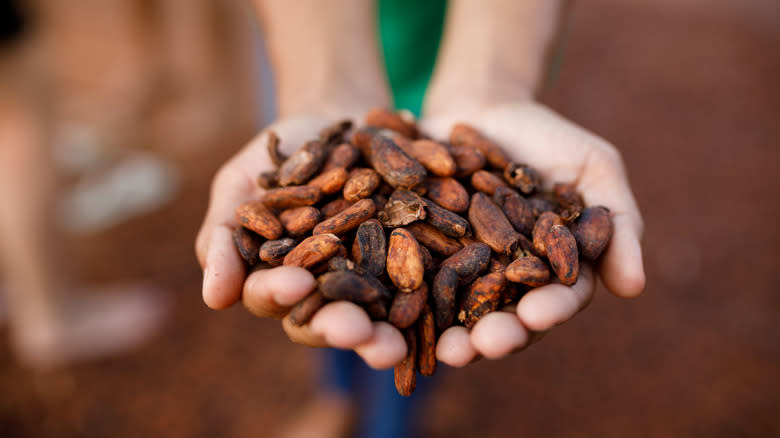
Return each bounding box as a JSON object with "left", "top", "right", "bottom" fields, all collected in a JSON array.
[
  {"left": 318, "top": 271, "right": 389, "bottom": 305},
  {"left": 283, "top": 234, "right": 342, "bottom": 268},
  {"left": 307, "top": 167, "right": 349, "bottom": 195},
  {"left": 352, "top": 219, "right": 386, "bottom": 277},
  {"left": 493, "top": 186, "right": 535, "bottom": 236},
  {"left": 432, "top": 266, "right": 458, "bottom": 331},
  {"left": 313, "top": 198, "right": 376, "bottom": 235},
  {"left": 468, "top": 192, "right": 520, "bottom": 256},
  {"left": 571, "top": 206, "right": 613, "bottom": 261},
  {"left": 365, "top": 107, "right": 418, "bottom": 139},
  {"left": 278, "top": 140, "right": 327, "bottom": 186},
  {"left": 545, "top": 224, "right": 579, "bottom": 286},
  {"left": 322, "top": 142, "right": 360, "bottom": 171},
  {"left": 458, "top": 272, "right": 506, "bottom": 328},
  {"left": 417, "top": 304, "right": 437, "bottom": 377},
  {"left": 422, "top": 198, "right": 471, "bottom": 238},
  {"left": 257, "top": 170, "right": 279, "bottom": 190},
  {"left": 232, "top": 227, "right": 263, "bottom": 266},
  {"left": 235, "top": 201, "right": 283, "bottom": 239},
  {"left": 259, "top": 238, "right": 298, "bottom": 266},
  {"left": 289, "top": 290, "right": 329, "bottom": 326},
  {"left": 343, "top": 168, "right": 381, "bottom": 202},
  {"left": 450, "top": 123, "right": 510, "bottom": 169},
  {"left": 370, "top": 136, "right": 427, "bottom": 190},
  {"left": 471, "top": 170, "right": 508, "bottom": 195},
  {"left": 320, "top": 198, "right": 353, "bottom": 218},
  {"left": 504, "top": 162, "right": 541, "bottom": 195},
  {"left": 532, "top": 211, "right": 564, "bottom": 256},
  {"left": 449, "top": 145, "right": 486, "bottom": 177},
  {"left": 395, "top": 327, "right": 417, "bottom": 397},
  {"left": 388, "top": 283, "right": 428, "bottom": 329},
  {"left": 405, "top": 222, "right": 463, "bottom": 256},
  {"left": 377, "top": 189, "right": 426, "bottom": 228},
  {"left": 554, "top": 183, "right": 584, "bottom": 222},
  {"left": 425, "top": 177, "right": 469, "bottom": 213},
  {"left": 505, "top": 255, "right": 551, "bottom": 287},
  {"left": 279, "top": 206, "right": 321, "bottom": 237},
  {"left": 266, "top": 131, "right": 287, "bottom": 167},
  {"left": 399, "top": 139, "right": 456, "bottom": 177},
  {"left": 262, "top": 186, "right": 322, "bottom": 210},
  {"left": 387, "top": 228, "right": 424, "bottom": 292},
  {"left": 441, "top": 242, "right": 492, "bottom": 285},
  {"left": 318, "top": 119, "right": 353, "bottom": 145}
]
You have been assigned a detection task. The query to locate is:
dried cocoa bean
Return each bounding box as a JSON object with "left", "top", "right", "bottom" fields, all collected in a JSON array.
[
  {"left": 387, "top": 228, "right": 424, "bottom": 292},
  {"left": 262, "top": 186, "right": 322, "bottom": 210},
  {"left": 532, "top": 211, "right": 564, "bottom": 256},
  {"left": 235, "top": 201, "right": 283, "bottom": 239},
  {"left": 554, "top": 183, "right": 584, "bottom": 222},
  {"left": 493, "top": 186, "right": 535, "bottom": 236},
  {"left": 343, "top": 168, "right": 381, "bottom": 202},
  {"left": 395, "top": 327, "right": 417, "bottom": 397},
  {"left": 405, "top": 222, "right": 463, "bottom": 256},
  {"left": 259, "top": 238, "right": 297, "bottom": 266},
  {"left": 318, "top": 271, "right": 389, "bottom": 305},
  {"left": 468, "top": 192, "right": 520, "bottom": 256},
  {"left": 365, "top": 107, "right": 418, "bottom": 139},
  {"left": 320, "top": 198, "right": 353, "bottom": 218},
  {"left": 279, "top": 206, "right": 321, "bottom": 237},
  {"left": 232, "top": 227, "right": 263, "bottom": 266},
  {"left": 417, "top": 304, "right": 437, "bottom": 377},
  {"left": 449, "top": 145, "right": 486, "bottom": 178},
  {"left": 505, "top": 255, "right": 551, "bottom": 287},
  {"left": 257, "top": 170, "right": 279, "bottom": 190},
  {"left": 307, "top": 167, "right": 349, "bottom": 195},
  {"left": 450, "top": 123, "right": 510, "bottom": 169},
  {"left": 425, "top": 177, "right": 470, "bottom": 213},
  {"left": 422, "top": 198, "right": 471, "bottom": 238},
  {"left": 278, "top": 140, "right": 327, "bottom": 186},
  {"left": 571, "top": 206, "right": 613, "bottom": 261},
  {"left": 370, "top": 136, "right": 427, "bottom": 190},
  {"left": 313, "top": 198, "right": 376, "bottom": 236},
  {"left": 504, "top": 162, "right": 541, "bottom": 195},
  {"left": 283, "top": 234, "right": 342, "bottom": 268},
  {"left": 288, "top": 290, "right": 329, "bottom": 326},
  {"left": 458, "top": 272, "right": 506, "bottom": 328},
  {"left": 471, "top": 170, "right": 508, "bottom": 195},
  {"left": 352, "top": 219, "right": 386, "bottom": 277},
  {"left": 398, "top": 139, "right": 456, "bottom": 177},
  {"left": 388, "top": 283, "right": 428, "bottom": 329},
  {"left": 545, "top": 224, "right": 579, "bottom": 286},
  {"left": 266, "top": 131, "right": 287, "bottom": 167},
  {"left": 318, "top": 119, "right": 352, "bottom": 145},
  {"left": 432, "top": 266, "right": 458, "bottom": 331},
  {"left": 322, "top": 142, "right": 360, "bottom": 171},
  {"left": 377, "top": 189, "right": 426, "bottom": 228},
  {"left": 440, "top": 242, "right": 492, "bottom": 285}
]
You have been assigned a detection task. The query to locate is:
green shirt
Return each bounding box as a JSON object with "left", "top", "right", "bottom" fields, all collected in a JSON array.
[{"left": 378, "top": 0, "right": 447, "bottom": 117}]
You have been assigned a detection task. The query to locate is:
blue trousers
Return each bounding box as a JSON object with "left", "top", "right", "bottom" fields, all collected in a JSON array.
[{"left": 319, "top": 348, "right": 436, "bottom": 438}]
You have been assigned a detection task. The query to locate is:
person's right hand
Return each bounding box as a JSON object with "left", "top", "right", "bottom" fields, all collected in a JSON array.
[{"left": 195, "top": 113, "right": 408, "bottom": 369}]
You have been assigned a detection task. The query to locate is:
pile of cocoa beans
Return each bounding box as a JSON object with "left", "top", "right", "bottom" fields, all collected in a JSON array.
[{"left": 232, "top": 108, "right": 613, "bottom": 396}]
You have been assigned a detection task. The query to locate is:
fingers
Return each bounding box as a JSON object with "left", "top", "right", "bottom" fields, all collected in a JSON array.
[
  {"left": 353, "top": 322, "right": 407, "bottom": 369},
  {"left": 578, "top": 147, "right": 646, "bottom": 298},
  {"left": 202, "top": 225, "right": 247, "bottom": 309},
  {"left": 470, "top": 311, "right": 530, "bottom": 359},
  {"left": 516, "top": 264, "right": 596, "bottom": 332},
  {"left": 281, "top": 301, "right": 374, "bottom": 349},
  {"left": 436, "top": 326, "right": 479, "bottom": 367},
  {"left": 242, "top": 266, "right": 316, "bottom": 317}
]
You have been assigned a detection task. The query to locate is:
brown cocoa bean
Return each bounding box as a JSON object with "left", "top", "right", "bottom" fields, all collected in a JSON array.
[
  {"left": 351, "top": 126, "right": 381, "bottom": 159},
  {"left": 554, "top": 183, "right": 584, "bottom": 222},
  {"left": 320, "top": 198, "right": 353, "bottom": 218},
  {"left": 425, "top": 177, "right": 469, "bottom": 213},
  {"left": 377, "top": 189, "right": 426, "bottom": 228},
  {"left": 352, "top": 219, "right": 386, "bottom": 277},
  {"left": 262, "top": 186, "right": 322, "bottom": 210},
  {"left": 318, "top": 271, "right": 390, "bottom": 308},
  {"left": 532, "top": 211, "right": 564, "bottom": 256},
  {"left": 387, "top": 228, "right": 424, "bottom": 292},
  {"left": 405, "top": 222, "right": 463, "bottom": 256},
  {"left": 288, "top": 290, "right": 329, "bottom": 326},
  {"left": 266, "top": 131, "right": 287, "bottom": 167},
  {"left": 458, "top": 272, "right": 506, "bottom": 328},
  {"left": 322, "top": 142, "right": 360, "bottom": 171},
  {"left": 259, "top": 237, "right": 298, "bottom": 266},
  {"left": 545, "top": 224, "right": 579, "bottom": 286},
  {"left": 422, "top": 198, "right": 471, "bottom": 238},
  {"left": 279, "top": 206, "right": 321, "bottom": 237},
  {"left": 283, "top": 234, "right": 342, "bottom": 268},
  {"left": 313, "top": 198, "right": 376, "bottom": 236},
  {"left": 571, "top": 206, "right": 613, "bottom": 261},
  {"left": 343, "top": 168, "right": 381, "bottom": 202},
  {"left": 278, "top": 140, "right": 327, "bottom": 186},
  {"left": 327, "top": 256, "right": 357, "bottom": 273},
  {"left": 471, "top": 170, "right": 508, "bottom": 195},
  {"left": 397, "top": 139, "right": 456, "bottom": 177},
  {"left": 504, "top": 162, "right": 541, "bottom": 195},
  {"left": 417, "top": 304, "right": 437, "bottom": 377},
  {"left": 365, "top": 107, "right": 418, "bottom": 139},
  {"left": 468, "top": 192, "right": 520, "bottom": 256},
  {"left": 318, "top": 119, "right": 352, "bottom": 145},
  {"left": 505, "top": 255, "right": 551, "bottom": 287},
  {"left": 450, "top": 123, "right": 510, "bottom": 169},
  {"left": 395, "top": 327, "right": 417, "bottom": 397},
  {"left": 419, "top": 245, "right": 435, "bottom": 271},
  {"left": 528, "top": 195, "right": 556, "bottom": 218},
  {"left": 388, "top": 283, "right": 428, "bottom": 329},
  {"left": 441, "top": 242, "right": 492, "bottom": 285},
  {"left": 501, "top": 283, "right": 525, "bottom": 305},
  {"left": 449, "top": 145, "right": 486, "bottom": 177},
  {"left": 493, "top": 186, "right": 535, "bottom": 236},
  {"left": 370, "top": 136, "right": 427, "bottom": 190},
  {"left": 432, "top": 266, "right": 458, "bottom": 331},
  {"left": 235, "top": 201, "right": 283, "bottom": 239},
  {"left": 232, "top": 227, "right": 263, "bottom": 266},
  {"left": 307, "top": 167, "right": 348, "bottom": 195},
  {"left": 257, "top": 170, "right": 279, "bottom": 190}
]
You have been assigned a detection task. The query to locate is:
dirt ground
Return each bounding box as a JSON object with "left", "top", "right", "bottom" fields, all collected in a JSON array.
[{"left": 1, "top": 0, "right": 778, "bottom": 437}]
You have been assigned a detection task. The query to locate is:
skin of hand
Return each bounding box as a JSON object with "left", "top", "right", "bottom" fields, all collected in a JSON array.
[
  {"left": 421, "top": 101, "right": 646, "bottom": 366},
  {"left": 195, "top": 113, "right": 407, "bottom": 370}
]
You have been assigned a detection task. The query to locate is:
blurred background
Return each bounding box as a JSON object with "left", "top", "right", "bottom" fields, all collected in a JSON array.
[{"left": 0, "top": 0, "right": 778, "bottom": 437}]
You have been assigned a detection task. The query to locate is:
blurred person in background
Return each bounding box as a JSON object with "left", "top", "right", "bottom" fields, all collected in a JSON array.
[{"left": 197, "top": 1, "right": 645, "bottom": 437}]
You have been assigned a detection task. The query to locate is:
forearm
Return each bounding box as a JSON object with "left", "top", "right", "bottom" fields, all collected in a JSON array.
[
  {"left": 425, "top": 0, "right": 569, "bottom": 112},
  {"left": 253, "top": 0, "right": 390, "bottom": 117}
]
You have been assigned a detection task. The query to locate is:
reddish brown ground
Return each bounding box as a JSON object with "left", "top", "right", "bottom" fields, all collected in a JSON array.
[{"left": 1, "top": 0, "right": 778, "bottom": 437}]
